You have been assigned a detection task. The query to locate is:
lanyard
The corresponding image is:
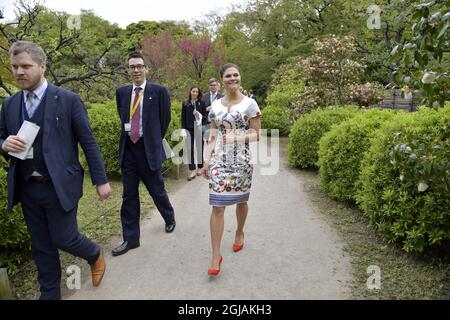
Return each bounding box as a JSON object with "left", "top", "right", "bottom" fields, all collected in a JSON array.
[{"left": 129, "top": 92, "right": 143, "bottom": 120}]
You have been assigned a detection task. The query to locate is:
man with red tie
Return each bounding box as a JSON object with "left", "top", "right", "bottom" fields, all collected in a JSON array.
[{"left": 112, "top": 52, "right": 176, "bottom": 256}]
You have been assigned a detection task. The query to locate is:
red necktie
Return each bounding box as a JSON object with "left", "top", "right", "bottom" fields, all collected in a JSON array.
[{"left": 130, "top": 87, "right": 142, "bottom": 143}]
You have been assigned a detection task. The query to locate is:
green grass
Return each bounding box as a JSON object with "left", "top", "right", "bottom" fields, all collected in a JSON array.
[
  {"left": 9, "top": 164, "right": 182, "bottom": 300},
  {"left": 282, "top": 136, "right": 449, "bottom": 300}
]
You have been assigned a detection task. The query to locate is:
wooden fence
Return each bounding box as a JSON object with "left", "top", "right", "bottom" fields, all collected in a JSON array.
[{"left": 378, "top": 89, "right": 420, "bottom": 112}]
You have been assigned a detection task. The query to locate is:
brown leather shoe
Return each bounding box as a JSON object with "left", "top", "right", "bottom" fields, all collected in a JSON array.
[{"left": 90, "top": 248, "right": 105, "bottom": 287}]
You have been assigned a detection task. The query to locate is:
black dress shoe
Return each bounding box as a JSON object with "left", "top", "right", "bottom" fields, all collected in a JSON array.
[
  {"left": 165, "top": 222, "right": 176, "bottom": 233},
  {"left": 111, "top": 240, "right": 140, "bottom": 256}
]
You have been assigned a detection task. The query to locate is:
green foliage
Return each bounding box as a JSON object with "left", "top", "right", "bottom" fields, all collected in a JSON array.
[
  {"left": 288, "top": 106, "right": 360, "bottom": 168},
  {"left": 266, "top": 58, "right": 305, "bottom": 116},
  {"left": 0, "top": 158, "right": 31, "bottom": 273},
  {"left": 120, "top": 20, "right": 192, "bottom": 52},
  {"left": 390, "top": 0, "right": 449, "bottom": 107},
  {"left": 161, "top": 99, "right": 182, "bottom": 173},
  {"left": 318, "top": 109, "right": 396, "bottom": 201},
  {"left": 356, "top": 106, "right": 450, "bottom": 252},
  {"left": 260, "top": 105, "right": 292, "bottom": 136},
  {"left": 85, "top": 101, "right": 121, "bottom": 177}
]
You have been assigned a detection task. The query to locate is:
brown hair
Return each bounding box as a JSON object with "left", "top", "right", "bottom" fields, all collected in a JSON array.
[
  {"left": 219, "top": 63, "right": 240, "bottom": 79},
  {"left": 127, "top": 51, "right": 148, "bottom": 66},
  {"left": 186, "top": 86, "right": 202, "bottom": 103}
]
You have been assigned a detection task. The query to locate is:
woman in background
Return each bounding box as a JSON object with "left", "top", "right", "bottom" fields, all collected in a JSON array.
[{"left": 181, "top": 86, "right": 207, "bottom": 181}]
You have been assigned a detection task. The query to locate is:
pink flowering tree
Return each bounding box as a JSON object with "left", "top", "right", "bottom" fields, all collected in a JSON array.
[
  {"left": 289, "top": 35, "right": 385, "bottom": 117},
  {"left": 177, "top": 37, "right": 212, "bottom": 80},
  {"left": 140, "top": 33, "right": 223, "bottom": 97},
  {"left": 348, "top": 82, "right": 385, "bottom": 107},
  {"left": 141, "top": 32, "right": 179, "bottom": 83}
]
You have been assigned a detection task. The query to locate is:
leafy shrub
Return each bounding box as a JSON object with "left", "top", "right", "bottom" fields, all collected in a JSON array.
[
  {"left": 265, "top": 83, "right": 303, "bottom": 111},
  {"left": 0, "top": 158, "right": 31, "bottom": 273},
  {"left": 161, "top": 99, "right": 182, "bottom": 173},
  {"left": 260, "top": 105, "right": 292, "bottom": 136},
  {"left": 356, "top": 106, "right": 450, "bottom": 252},
  {"left": 390, "top": 1, "right": 449, "bottom": 108},
  {"left": 288, "top": 106, "right": 359, "bottom": 168},
  {"left": 318, "top": 108, "right": 396, "bottom": 201},
  {"left": 85, "top": 101, "right": 122, "bottom": 177}
]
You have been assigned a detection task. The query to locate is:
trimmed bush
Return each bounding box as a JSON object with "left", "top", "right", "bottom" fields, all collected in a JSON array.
[
  {"left": 161, "top": 99, "right": 182, "bottom": 173},
  {"left": 0, "top": 158, "right": 31, "bottom": 273},
  {"left": 318, "top": 108, "right": 396, "bottom": 201},
  {"left": 86, "top": 101, "right": 121, "bottom": 177},
  {"left": 260, "top": 105, "right": 292, "bottom": 136},
  {"left": 356, "top": 106, "right": 450, "bottom": 252},
  {"left": 288, "top": 106, "right": 360, "bottom": 168}
]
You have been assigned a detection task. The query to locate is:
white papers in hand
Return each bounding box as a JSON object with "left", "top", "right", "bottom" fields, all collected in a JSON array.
[{"left": 8, "top": 120, "right": 40, "bottom": 160}]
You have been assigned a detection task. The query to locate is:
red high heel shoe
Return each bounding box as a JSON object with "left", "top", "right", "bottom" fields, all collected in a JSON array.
[
  {"left": 233, "top": 233, "right": 244, "bottom": 252},
  {"left": 208, "top": 256, "right": 223, "bottom": 276}
]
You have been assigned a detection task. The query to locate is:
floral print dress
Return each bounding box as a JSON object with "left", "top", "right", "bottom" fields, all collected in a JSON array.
[{"left": 208, "top": 96, "right": 261, "bottom": 206}]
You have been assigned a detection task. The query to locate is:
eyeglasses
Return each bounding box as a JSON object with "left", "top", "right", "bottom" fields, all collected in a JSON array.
[{"left": 128, "top": 64, "right": 146, "bottom": 71}]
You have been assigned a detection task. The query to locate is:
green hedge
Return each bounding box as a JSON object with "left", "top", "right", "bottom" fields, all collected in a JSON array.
[
  {"left": 288, "top": 106, "right": 360, "bottom": 168},
  {"left": 260, "top": 105, "right": 292, "bottom": 136},
  {"left": 0, "top": 158, "right": 31, "bottom": 273},
  {"left": 162, "top": 99, "right": 182, "bottom": 173},
  {"left": 86, "top": 101, "right": 121, "bottom": 177},
  {"left": 318, "top": 108, "right": 396, "bottom": 201},
  {"left": 356, "top": 106, "right": 450, "bottom": 252}
]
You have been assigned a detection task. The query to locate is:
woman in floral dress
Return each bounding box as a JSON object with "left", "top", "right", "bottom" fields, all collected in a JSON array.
[{"left": 201, "top": 63, "right": 261, "bottom": 275}]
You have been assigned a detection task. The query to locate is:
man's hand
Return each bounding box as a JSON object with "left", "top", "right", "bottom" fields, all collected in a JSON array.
[
  {"left": 96, "top": 183, "right": 111, "bottom": 201},
  {"left": 1, "top": 136, "right": 27, "bottom": 153}
]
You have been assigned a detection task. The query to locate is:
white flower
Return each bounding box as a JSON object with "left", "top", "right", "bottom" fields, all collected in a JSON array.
[
  {"left": 421, "top": 71, "right": 436, "bottom": 84},
  {"left": 418, "top": 182, "right": 428, "bottom": 192},
  {"left": 399, "top": 175, "right": 404, "bottom": 181}
]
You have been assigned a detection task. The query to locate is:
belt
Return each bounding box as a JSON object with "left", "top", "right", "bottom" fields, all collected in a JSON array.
[{"left": 30, "top": 176, "right": 51, "bottom": 183}]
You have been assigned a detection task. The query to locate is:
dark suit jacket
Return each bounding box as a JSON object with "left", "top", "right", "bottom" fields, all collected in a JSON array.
[
  {"left": 202, "top": 92, "right": 223, "bottom": 109},
  {"left": 181, "top": 100, "right": 207, "bottom": 129},
  {"left": 116, "top": 82, "right": 171, "bottom": 171},
  {"left": 0, "top": 83, "right": 108, "bottom": 212}
]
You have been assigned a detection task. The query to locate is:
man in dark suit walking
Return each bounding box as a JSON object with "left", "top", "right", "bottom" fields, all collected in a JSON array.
[
  {"left": 112, "top": 52, "right": 176, "bottom": 257},
  {"left": 202, "top": 78, "right": 223, "bottom": 140},
  {"left": 202, "top": 78, "right": 223, "bottom": 117},
  {"left": 0, "top": 41, "right": 111, "bottom": 300}
]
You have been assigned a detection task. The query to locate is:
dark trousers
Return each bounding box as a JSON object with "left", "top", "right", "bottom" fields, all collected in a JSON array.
[
  {"left": 120, "top": 137, "right": 175, "bottom": 242},
  {"left": 186, "top": 127, "right": 204, "bottom": 171},
  {"left": 19, "top": 179, "right": 100, "bottom": 300}
]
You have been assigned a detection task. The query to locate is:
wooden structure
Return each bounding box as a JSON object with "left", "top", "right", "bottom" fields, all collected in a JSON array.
[{"left": 378, "top": 89, "right": 420, "bottom": 112}]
